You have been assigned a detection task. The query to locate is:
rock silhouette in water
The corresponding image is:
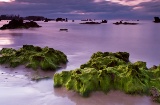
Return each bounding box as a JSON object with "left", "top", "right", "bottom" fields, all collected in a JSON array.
[
  {"left": 101, "top": 20, "right": 107, "bottom": 23},
  {"left": 0, "top": 19, "right": 41, "bottom": 30},
  {"left": 153, "top": 17, "right": 160, "bottom": 23},
  {"left": 113, "top": 21, "right": 138, "bottom": 25}
]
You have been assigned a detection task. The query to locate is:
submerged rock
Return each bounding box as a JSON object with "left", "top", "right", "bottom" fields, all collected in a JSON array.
[
  {"left": 54, "top": 51, "right": 160, "bottom": 103},
  {"left": 0, "top": 19, "right": 41, "bottom": 30},
  {"left": 0, "top": 45, "right": 68, "bottom": 71}
]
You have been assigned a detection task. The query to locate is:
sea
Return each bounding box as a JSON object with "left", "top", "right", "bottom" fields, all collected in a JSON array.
[{"left": 0, "top": 20, "right": 160, "bottom": 105}]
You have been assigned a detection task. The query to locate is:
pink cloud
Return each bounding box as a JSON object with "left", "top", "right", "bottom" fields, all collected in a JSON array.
[{"left": 105, "top": 0, "right": 152, "bottom": 6}]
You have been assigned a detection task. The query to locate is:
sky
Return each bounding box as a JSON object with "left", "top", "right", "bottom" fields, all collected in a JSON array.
[{"left": 0, "top": 0, "right": 160, "bottom": 20}]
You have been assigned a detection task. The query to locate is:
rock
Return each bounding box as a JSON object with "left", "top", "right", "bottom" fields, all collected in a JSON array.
[
  {"left": 24, "top": 21, "right": 41, "bottom": 28},
  {"left": 54, "top": 52, "right": 150, "bottom": 96},
  {"left": 101, "top": 20, "right": 107, "bottom": 23},
  {"left": 80, "top": 22, "right": 101, "bottom": 24},
  {"left": 59, "top": 29, "right": 68, "bottom": 32},
  {"left": 113, "top": 21, "right": 138, "bottom": 25},
  {"left": 150, "top": 87, "right": 160, "bottom": 102},
  {"left": 153, "top": 17, "right": 160, "bottom": 23},
  {"left": 0, "top": 19, "right": 41, "bottom": 30},
  {"left": 0, "top": 45, "right": 68, "bottom": 71},
  {"left": 54, "top": 51, "right": 160, "bottom": 103},
  {"left": 56, "top": 18, "right": 66, "bottom": 22},
  {"left": 44, "top": 18, "right": 52, "bottom": 22}
]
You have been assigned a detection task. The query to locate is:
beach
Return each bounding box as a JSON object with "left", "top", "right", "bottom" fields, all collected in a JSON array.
[{"left": 0, "top": 20, "right": 160, "bottom": 105}]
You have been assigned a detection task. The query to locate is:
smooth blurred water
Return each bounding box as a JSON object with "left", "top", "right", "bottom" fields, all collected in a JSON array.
[
  {"left": 0, "top": 20, "right": 160, "bottom": 69},
  {"left": 0, "top": 20, "right": 160, "bottom": 105}
]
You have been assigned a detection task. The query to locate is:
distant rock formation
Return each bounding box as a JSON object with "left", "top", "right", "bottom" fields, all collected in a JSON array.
[
  {"left": 59, "top": 29, "right": 68, "bottom": 32},
  {"left": 101, "top": 20, "right": 107, "bottom": 23},
  {"left": 56, "top": 18, "right": 68, "bottom": 22},
  {"left": 113, "top": 21, "right": 138, "bottom": 25},
  {"left": 44, "top": 18, "right": 49, "bottom": 22},
  {"left": 80, "top": 21, "right": 101, "bottom": 24},
  {"left": 153, "top": 17, "right": 160, "bottom": 23},
  {"left": 25, "top": 16, "right": 45, "bottom": 21},
  {"left": 0, "top": 19, "right": 41, "bottom": 30}
]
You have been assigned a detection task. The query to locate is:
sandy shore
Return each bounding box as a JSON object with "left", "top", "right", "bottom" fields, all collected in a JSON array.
[{"left": 0, "top": 65, "right": 159, "bottom": 105}]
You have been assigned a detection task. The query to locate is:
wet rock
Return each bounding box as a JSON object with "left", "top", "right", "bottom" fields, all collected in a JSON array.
[
  {"left": 0, "top": 45, "right": 68, "bottom": 71},
  {"left": 54, "top": 51, "right": 160, "bottom": 103},
  {"left": 150, "top": 87, "right": 160, "bottom": 102},
  {"left": 31, "top": 75, "right": 51, "bottom": 82}
]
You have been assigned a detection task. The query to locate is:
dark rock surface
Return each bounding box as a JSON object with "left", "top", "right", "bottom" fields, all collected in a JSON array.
[
  {"left": 113, "top": 21, "right": 138, "bottom": 25},
  {"left": 153, "top": 17, "right": 160, "bottom": 23},
  {"left": 0, "top": 19, "right": 41, "bottom": 30},
  {"left": 80, "top": 21, "right": 101, "bottom": 24}
]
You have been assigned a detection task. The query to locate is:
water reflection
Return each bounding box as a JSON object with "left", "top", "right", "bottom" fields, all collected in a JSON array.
[
  {"left": 54, "top": 87, "right": 159, "bottom": 105},
  {"left": 0, "top": 37, "right": 13, "bottom": 45},
  {"left": 9, "top": 33, "right": 23, "bottom": 37}
]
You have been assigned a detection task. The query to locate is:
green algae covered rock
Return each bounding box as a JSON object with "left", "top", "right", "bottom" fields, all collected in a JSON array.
[
  {"left": 0, "top": 45, "right": 67, "bottom": 70},
  {"left": 54, "top": 51, "right": 160, "bottom": 103}
]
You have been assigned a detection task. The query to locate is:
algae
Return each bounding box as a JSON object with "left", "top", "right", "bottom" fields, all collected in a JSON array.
[
  {"left": 54, "top": 51, "right": 160, "bottom": 103},
  {"left": 0, "top": 45, "right": 68, "bottom": 70}
]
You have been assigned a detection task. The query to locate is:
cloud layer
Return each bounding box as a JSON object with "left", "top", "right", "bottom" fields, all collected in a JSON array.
[{"left": 0, "top": 0, "right": 159, "bottom": 20}]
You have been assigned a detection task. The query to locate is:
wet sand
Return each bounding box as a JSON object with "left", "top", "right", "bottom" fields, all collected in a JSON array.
[{"left": 0, "top": 66, "right": 159, "bottom": 105}]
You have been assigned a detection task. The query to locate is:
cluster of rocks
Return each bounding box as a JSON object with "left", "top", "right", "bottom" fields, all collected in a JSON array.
[
  {"left": 80, "top": 19, "right": 107, "bottom": 24},
  {"left": 0, "top": 19, "right": 41, "bottom": 30},
  {"left": 113, "top": 21, "right": 138, "bottom": 25},
  {"left": 56, "top": 18, "right": 68, "bottom": 22}
]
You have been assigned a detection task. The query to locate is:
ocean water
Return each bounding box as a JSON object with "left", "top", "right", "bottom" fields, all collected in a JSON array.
[{"left": 0, "top": 20, "right": 160, "bottom": 105}]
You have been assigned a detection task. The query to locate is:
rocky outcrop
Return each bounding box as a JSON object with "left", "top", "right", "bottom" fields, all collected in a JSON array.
[
  {"left": 56, "top": 18, "right": 68, "bottom": 22},
  {"left": 59, "top": 29, "right": 68, "bottom": 32},
  {"left": 153, "top": 17, "right": 160, "bottom": 23},
  {"left": 0, "top": 45, "right": 68, "bottom": 70},
  {"left": 101, "top": 20, "right": 107, "bottom": 23},
  {"left": 80, "top": 22, "right": 101, "bottom": 24},
  {"left": 0, "top": 19, "right": 41, "bottom": 30},
  {"left": 54, "top": 51, "right": 160, "bottom": 104},
  {"left": 113, "top": 21, "right": 138, "bottom": 25}
]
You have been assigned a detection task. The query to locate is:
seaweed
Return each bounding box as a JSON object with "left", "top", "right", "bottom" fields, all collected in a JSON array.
[
  {"left": 0, "top": 45, "right": 68, "bottom": 71},
  {"left": 54, "top": 51, "right": 160, "bottom": 103}
]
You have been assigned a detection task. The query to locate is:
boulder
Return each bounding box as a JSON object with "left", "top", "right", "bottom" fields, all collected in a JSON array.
[
  {"left": 0, "top": 45, "right": 68, "bottom": 70},
  {"left": 54, "top": 51, "right": 160, "bottom": 103}
]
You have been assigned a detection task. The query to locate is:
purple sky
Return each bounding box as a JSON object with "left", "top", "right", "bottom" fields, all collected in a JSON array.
[{"left": 0, "top": 0, "right": 160, "bottom": 20}]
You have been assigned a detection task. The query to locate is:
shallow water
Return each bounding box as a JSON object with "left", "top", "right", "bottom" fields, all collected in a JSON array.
[{"left": 0, "top": 20, "right": 160, "bottom": 105}]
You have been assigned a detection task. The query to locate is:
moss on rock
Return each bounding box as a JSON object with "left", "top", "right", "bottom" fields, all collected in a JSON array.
[
  {"left": 54, "top": 51, "right": 160, "bottom": 103},
  {"left": 0, "top": 45, "right": 68, "bottom": 70}
]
